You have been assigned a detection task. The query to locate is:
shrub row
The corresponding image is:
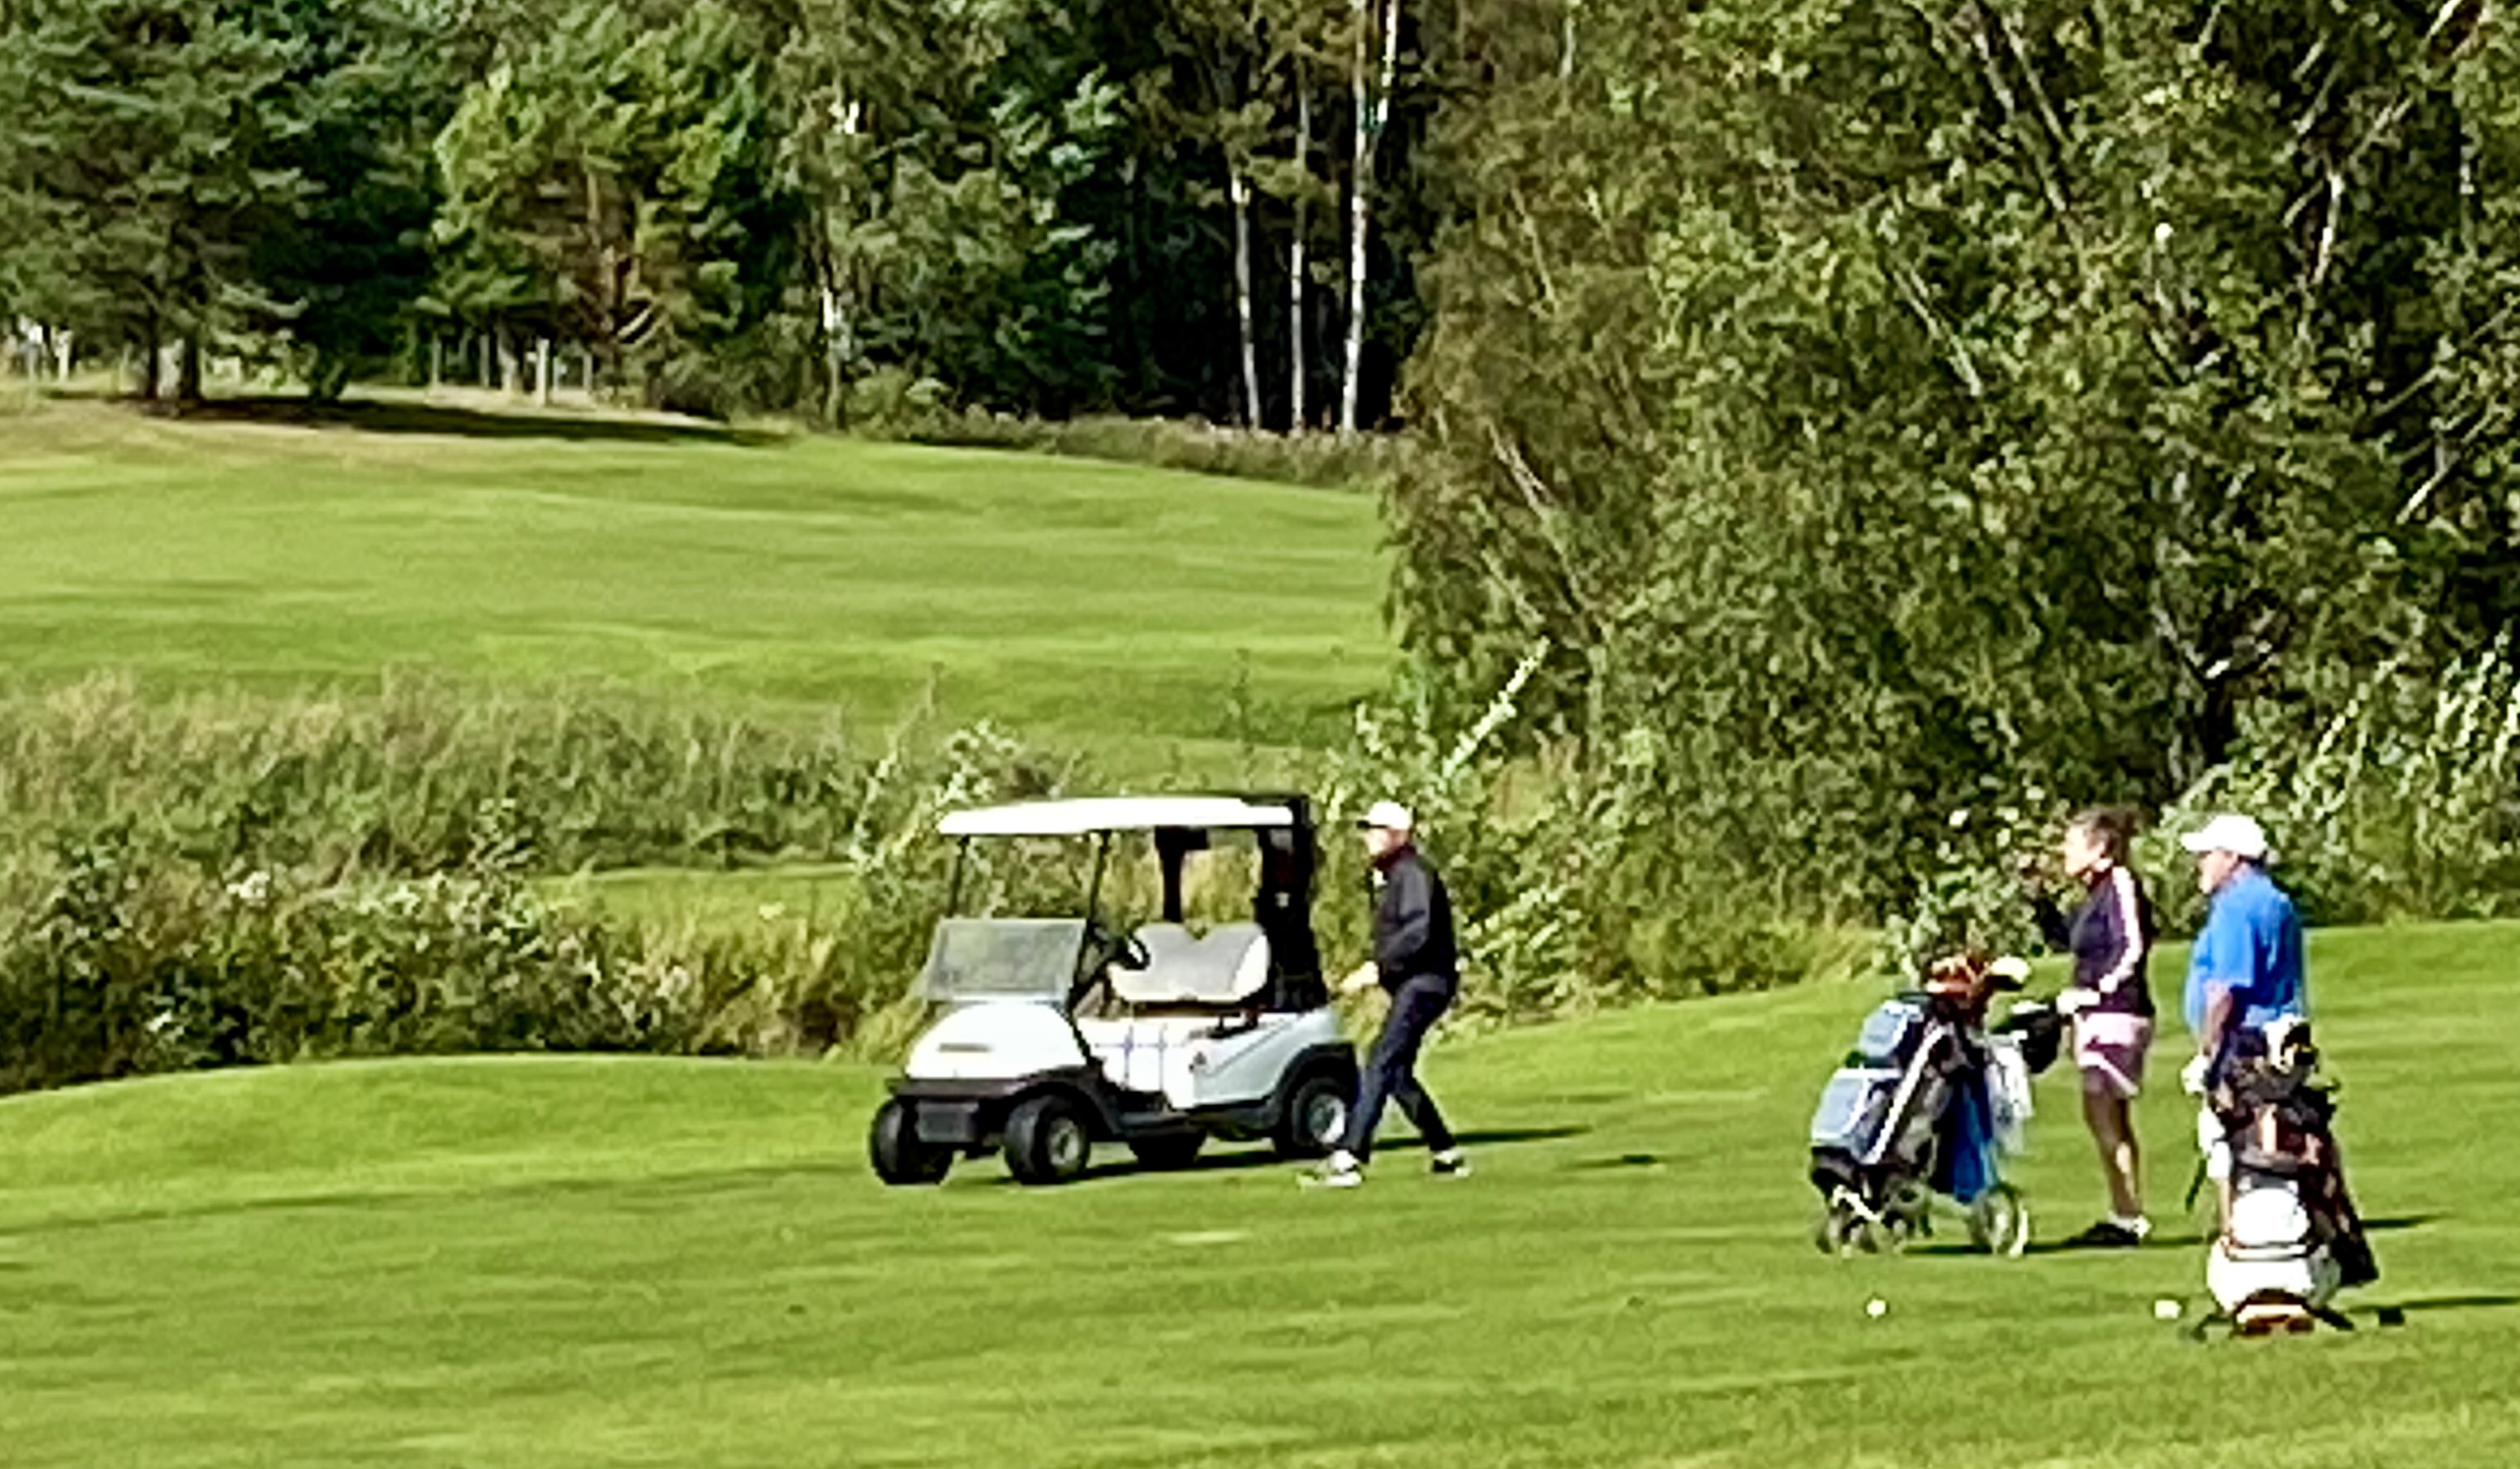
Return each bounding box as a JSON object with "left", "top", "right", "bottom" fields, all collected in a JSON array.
[{"left": 0, "top": 686, "right": 1064, "bottom": 1093}]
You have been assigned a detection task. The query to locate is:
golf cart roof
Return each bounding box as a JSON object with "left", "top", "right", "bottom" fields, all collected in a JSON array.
[{"left": 938, "top": 796, "right": 1300, "bottom": 837}]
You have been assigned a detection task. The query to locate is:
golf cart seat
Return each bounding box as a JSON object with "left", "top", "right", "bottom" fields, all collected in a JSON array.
[{"left": 1112, "top": 923, "right": 1271, "bottom": 1006}]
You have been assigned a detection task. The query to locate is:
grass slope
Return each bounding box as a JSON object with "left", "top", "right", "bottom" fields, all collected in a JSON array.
[
  {"left": 4, "top": 924, "right": 2517, "bottom": 1467},
  {"left": 0, "top": 399, "right": 1388, "bottom": 767}
]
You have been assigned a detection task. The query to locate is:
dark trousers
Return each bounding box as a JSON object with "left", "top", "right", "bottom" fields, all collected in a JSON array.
[{"left": 1343, "top": 973, "right": 1457, "bottom": 1161}]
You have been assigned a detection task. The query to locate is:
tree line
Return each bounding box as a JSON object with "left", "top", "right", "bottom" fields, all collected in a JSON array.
[
  {"left": 0, "top": 0, "right": 1449, "bottom": 427},
  {"left": 7, "top": 0, "right": 2518, "bottom": 953}
]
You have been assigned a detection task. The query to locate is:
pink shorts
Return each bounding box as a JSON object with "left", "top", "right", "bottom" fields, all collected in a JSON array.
[{"left": 2072, "top": 1011, "right": 2154, "bottom": 1098}]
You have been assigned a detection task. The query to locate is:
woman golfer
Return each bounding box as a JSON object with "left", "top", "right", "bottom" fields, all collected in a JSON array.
[{"left": 2026, "top": 807, "right": 2157, "bottom": 1247}]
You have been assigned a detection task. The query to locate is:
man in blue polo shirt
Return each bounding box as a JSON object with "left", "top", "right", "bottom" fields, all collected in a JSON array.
[
  {"left": 2178, "top": 812, "right": 2306, "bottom": 1087},
  {"left": 2176, "top": 812, "right": 2306, "bottom": 1223}
]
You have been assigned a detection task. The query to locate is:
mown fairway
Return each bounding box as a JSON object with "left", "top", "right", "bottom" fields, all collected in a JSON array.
[
  {"left": 0, "top": 399, "right": 1388, "bottom": 767},
  {"left": 4, "top": 923, "right": 2513, "bottom": 1467}
]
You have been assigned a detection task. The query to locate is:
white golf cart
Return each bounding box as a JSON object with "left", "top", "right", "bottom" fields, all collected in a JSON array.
[{"left": 869, "top": 793, "right": 1358, "bottom": 1186}]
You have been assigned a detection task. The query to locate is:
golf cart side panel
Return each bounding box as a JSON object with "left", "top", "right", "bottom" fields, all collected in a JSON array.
[
  {"left": 1176, "top": 1008, "right": 1345, "bottom": 1110},
  {"left": 1182, "top": 1038, "right": 1356, "bottom": 1136},
  {"left": 1071, "top": 1006, "right": 1340, "bottom": 1110}
]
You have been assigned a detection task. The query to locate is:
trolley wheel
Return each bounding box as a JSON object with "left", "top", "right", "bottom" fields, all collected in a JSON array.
[{"left": 1966, "top": 1183, "right": 2030, "bottom": 1257}]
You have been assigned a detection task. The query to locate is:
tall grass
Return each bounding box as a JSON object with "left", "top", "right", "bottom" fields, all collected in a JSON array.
[
  {"left": 2141, "top": 644, "right": 2520, "bottom": 929},
  {"left": 1868, "top": 646, "right": 2520, "bottom": 970},
  {"left": 902, "top": 405, "right": 1411, "bottom": 492},
  {"left": 0, "top": 681, "right": 1075, "bottom": 1093}
]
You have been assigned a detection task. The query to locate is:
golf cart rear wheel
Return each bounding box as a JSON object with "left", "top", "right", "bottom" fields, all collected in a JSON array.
[
  {"left": 1966, "top": 1184, "right": 2030, "bottom": 1257},
  {"left": 1005, "top": 1093, "right": 1093, "bottom": 1185},
  {"left": 1127, "top": 1132, "right": 1207, "bottom": 1171},
  {"left": 1273, "top": 1069, "right": 1351, "bottom": 1160},
  {"left": 869, "top": 1098, "right": 952, "bottom": 1186}
]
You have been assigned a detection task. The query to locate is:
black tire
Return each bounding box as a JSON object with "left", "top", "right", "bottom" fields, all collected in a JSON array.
[
  {"left": 1127, "top": 1132, "right": 1207, "bottom": 1171},
  {"left": 1273, "top": 1068, "right": 1352, "bottom": 1160},
  {"left": 1004, "top": 1093, "right": 1094, "bottom": 1185},
  {"left": 869, "top": 1098, "right": 951, "bottom": 1186}
]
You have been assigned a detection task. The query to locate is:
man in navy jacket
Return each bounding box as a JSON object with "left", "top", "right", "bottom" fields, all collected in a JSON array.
[{"left": 1310, "top": 800, "right": 1469, "bottom": 1188}]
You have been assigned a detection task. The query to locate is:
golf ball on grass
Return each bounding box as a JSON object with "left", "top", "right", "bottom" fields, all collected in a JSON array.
[
  {"left": 1865, "top": 1297, "right": 1888, "bottom": 1318},
  {"left": 2154, "top": 1298, "right": 2183, "bottom": 1321}
]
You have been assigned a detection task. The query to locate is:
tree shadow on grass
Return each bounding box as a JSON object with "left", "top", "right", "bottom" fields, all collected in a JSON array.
[
  {"left": 1563, "top": 1152, "right": 1667, "bottom": 1171},
  {"left": 2367, "top": 1294, "right": 2520, "bottom": 1316},
  {"left": 1377, "top": 1125, "right": 1590, "bottom": 1153},
  {"left": 1902, "top": 1229, "right": 2211, "bottom": 1258},
  {"left": 1914, "top": 1212, "right": 2441, "bottom": 1260},
  {"left": 75, "top": 391, "right": 783, "bottom": 448},
  {"left": 1010, "top": 1123, "right": 1592, "bottom": 1188}
]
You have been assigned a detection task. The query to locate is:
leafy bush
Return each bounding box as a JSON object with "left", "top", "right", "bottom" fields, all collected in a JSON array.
[{"left": 1316, "top": 644, "right": 1863, "bottom": 1030}]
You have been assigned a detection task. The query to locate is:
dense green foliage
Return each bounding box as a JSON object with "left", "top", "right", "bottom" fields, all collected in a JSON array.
[
  {"left": 9, "top": 923, "right": 2520, "bottom": 1466},
  {"left": 1391, "top": 0, "right": 2520, "bottom": 950},
  {"left": 0, "top": 0, "right": 1449, "bottom": 425}
]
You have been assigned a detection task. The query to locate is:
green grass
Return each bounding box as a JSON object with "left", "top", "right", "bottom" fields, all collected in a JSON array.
[
  {"left": 6, "top": 923, "right": 2515, "bottom": 1467},
  {"left": 0, "top": 397, "right": 1389, "bottom": 770}
]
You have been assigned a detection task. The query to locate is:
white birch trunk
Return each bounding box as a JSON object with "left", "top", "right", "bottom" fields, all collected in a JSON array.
[
  {"left": 1341, "top": 0, "right": 1399, "bottom": 435},
  {"left": 1231, "top": 165, "right": 1262, "bottom": 429},
  {"left": 535, "top": 337, "right": 553, "bottom": 405},
  {"left": 1289, "top": 81, "right": 1310, "bottom": 433}
]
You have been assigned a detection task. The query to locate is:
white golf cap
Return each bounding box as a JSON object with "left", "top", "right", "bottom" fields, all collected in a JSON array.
[
  {"left": 1357, "top": 799, "right": 1415, "bottom": 831},
  {"left": 2178, "top": 812, "right": 2269, "bottom": 861}
]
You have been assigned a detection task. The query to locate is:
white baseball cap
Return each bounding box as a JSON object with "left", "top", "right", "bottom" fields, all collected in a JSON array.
[
  {"left": 2178, "top": 812, "right": 2269, "bottom": 861},
  {"left": 1356, "top": 799, "right": 1416, "bottom": 831}
]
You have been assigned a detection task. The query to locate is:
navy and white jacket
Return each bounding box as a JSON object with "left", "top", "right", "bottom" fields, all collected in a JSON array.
[{"left": 2032, "top": 862, "right": 2155, "bottom": 1018}]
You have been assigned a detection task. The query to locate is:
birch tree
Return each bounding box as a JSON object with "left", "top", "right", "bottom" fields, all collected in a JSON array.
[{"left": 1338, "top": 0, "right": 1398, "bottom": 434}]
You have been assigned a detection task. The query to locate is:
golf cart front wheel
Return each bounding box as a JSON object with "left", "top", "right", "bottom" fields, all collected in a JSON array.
[
  {"left": 869, "top": 1098, "right": 952, "bottom": 1186},
  {"left": 1274, "top": 1069, "right": 1352, "bottom": 1160},
  {"left": 1966, "top": 1184, "right": 2031, "bottom": 1257},
  {"left": 1005, "top": 1093, "right": 1093, "bottom": 1185}
]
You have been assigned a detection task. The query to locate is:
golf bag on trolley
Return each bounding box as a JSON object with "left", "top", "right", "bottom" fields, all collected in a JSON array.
[
  {"left": 1808, "top": 952, "right": 2066, "bottom": 1256},
  {"left": 2200, "top": 1020, "right": 2377, "bottom": 1334}
]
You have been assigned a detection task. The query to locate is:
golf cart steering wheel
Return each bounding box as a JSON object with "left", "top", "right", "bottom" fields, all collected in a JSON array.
[
  {"left": 1069, "top": 924, "right": 1150, "bottom": 1011},
  {"left": 1088, "top": 923, "right": 1151, "bottom": 974}
]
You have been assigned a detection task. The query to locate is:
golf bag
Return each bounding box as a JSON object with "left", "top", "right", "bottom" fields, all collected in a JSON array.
[
  {"left": 1808, "top": 953, "right": 2065, "bottom": 1256},
  {"left": 2203, "top": 1022, "right": 2377, "bottom": 1333}
]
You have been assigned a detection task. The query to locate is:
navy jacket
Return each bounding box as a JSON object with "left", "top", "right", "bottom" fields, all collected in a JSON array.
[
  {"left": 1371, "top": 846, "right": 1458, "bottom": 990},
  {"left": 2032, "top": 863, "right": 2155, "bottom": 1018}
]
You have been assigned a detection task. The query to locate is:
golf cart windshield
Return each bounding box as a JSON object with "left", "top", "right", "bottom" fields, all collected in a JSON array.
[{"left": 915, "top": 917, "right": 1089, "bottom": 1002}]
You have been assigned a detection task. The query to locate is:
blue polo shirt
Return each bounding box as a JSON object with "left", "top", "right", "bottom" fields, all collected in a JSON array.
[{"left": 2183, "top": 866, "right": 2307, "bottom": 1035}]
